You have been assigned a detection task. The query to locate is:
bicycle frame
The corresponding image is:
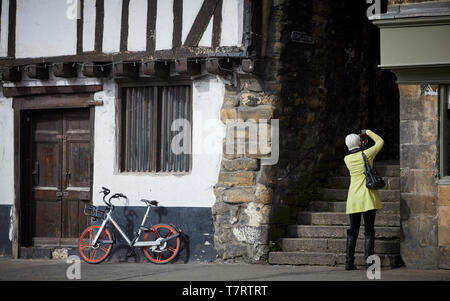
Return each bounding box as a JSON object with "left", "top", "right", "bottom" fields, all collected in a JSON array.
[{"left": 91, "top": 205, "right": 178, "bottom": 248}]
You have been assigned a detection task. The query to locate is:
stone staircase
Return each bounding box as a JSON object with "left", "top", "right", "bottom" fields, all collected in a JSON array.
[{"left": 269, "top": 162, "right": 403, "bottom": 267}]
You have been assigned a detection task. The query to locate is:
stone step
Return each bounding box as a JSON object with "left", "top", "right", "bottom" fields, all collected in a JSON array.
[
  {"left": 269, "top": 251, "right": 402, "bottom": 267},
  {"left": 280, "top": 238, "right": 400, "bottom": 254},
  {"left": 307, "top": 201, "right": 399, "bottom": 214},
  {"left": 327, "top": 176, "right": 400, "bottom": 190},
  {"left": 337, "top": 164, "right": 399, "bottom": 177},
  {"left": 320, "top": 188, "right": 400, "bottom": 202},
  {"left": 297, "top": 212, "right": 400, "bottom": 226},
  {"left": 287, "top": 225, "right": 400, "bottom": 239}
]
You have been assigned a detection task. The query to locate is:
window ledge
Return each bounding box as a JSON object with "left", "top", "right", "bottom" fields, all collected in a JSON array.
[{"left": 439, "top": 177, "right": 450, "bottom": 185}]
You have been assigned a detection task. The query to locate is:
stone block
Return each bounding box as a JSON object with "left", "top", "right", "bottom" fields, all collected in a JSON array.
[
  {"left": 400, "top": 169, "right": 437, "bottom": 195},
  {"left": 400, "top": 144, "right": 437, "bottom": 170},
  {"left": 438, "top": 206, "right": 450, "bottom": 227},
  {"left": 223, "top": 187, "right": 255, "bottom": 204},
  {"left": 400, "top": 193, "right": 437, "bottom": 218},
  {"left": 400, "top": 245, "right": 439, "bottom": 269},
  {"left": 221, "top": 158, "right": 259, "bottom": 172},
  {"left": 218, "top": 171, "right": 256, "bottom": 187},
  {"left": 400, "top": 95, "right": 438, "bottom": 121},
  {"left": 438, "top": 225, "right": 450, "bottom": 247},
  {"left": 240, "top": 92, "right": 263, "bottom": 107},
  {"left": 254, "top": 184, "right": 273, "bottom": 204},
  {"left": 401, "top": 214, "right": 438, "bottom": 247},
  {"left": 221, "top": 107, "right": 237, "bottom": 123},
  {"left": 398, "top": 84, "right": 421, "bottom": 97},
  {"left": 438, "top": 185, "right": 450, "bottom": 206},
  {"left": 238, "top": 105, "right": 275, "bottom": 121},
  {"left": 399, "top": 119, "right": 438, "bottom": 145},
  {"left": 438, "top": 246, "right": 450, "bottom": 269}
]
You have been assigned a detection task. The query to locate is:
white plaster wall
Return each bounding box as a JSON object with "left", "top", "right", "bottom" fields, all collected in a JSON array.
[
  {"left": 0, "top": 92, "right": 15, "bottom": 205},
  {"left": 15, "top": 0, "right": 77, "bottom": 58},
  {"left": 128, "top": 0, "right": 148, "bottom": 52},
  {"left": 102, "top": 0, "right": 122, "bottom": 53},
  {"left": 93, "top": 76, "right": 226, "bottom": 208},
  {"left": 155, "top": 0, "right": 173, "bottom": 50},
  {"left": 221, "top": 0, "right": 244, "bottom": 47},
  {"left": 83, "top": 0, "right": 96, "bottom": 52},
  {"left": 0, "top": 0, "right": 9, "bottom": 57}
]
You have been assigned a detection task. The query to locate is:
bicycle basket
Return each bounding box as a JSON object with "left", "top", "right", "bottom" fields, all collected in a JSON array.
[{"left": 84, "top": 204, "right": 106, "bottom": 220}]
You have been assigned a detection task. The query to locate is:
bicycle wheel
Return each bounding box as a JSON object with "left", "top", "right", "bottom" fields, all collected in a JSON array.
[
  {"left": 143, "top": 224, "right": 180, "bottom": 264},
  {"left": 79, "top": 225, "right": 113, "bottom": 264}
]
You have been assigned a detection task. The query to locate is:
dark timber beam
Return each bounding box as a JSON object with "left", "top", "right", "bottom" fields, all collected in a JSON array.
[
  {"left": 52, "top": 63, "right": 77, "bottom": 78},
  {"left": 146, "top": 0, "right": 157, "bottom": 53},
  {"left": 113, "top": 61, "right": 139, "bottom": 78},
  {"left": 1, "top": 67, "right": 22, "bottom": 82},
  {"left": 212, "top": 0, "right": 223, "bottom": 48},
  {"left": 206, "top": 58, "right": 232, "bottom": 75},
  {"left": 142, "top": 61, "right": 170, "bottom": 78},
  {"left": 81, "top": 62, "right": 110, "bottom": 77},
  {"left": 172, "top": 0, "right": 183, "bottom": 48},
  {"left": 25, "top": 64, "right": 49, "bottom": 80},
  {"left": 184, "top": 0, "right": 220, "bottom": 47},
  {"left": 95, "top": 0, "right": 104, "bottom": 52},
  {"left": 175, "top": 60, "right": 201, "bottom": 76}
]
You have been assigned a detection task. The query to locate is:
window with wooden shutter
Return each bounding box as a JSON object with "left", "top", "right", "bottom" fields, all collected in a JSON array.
[{"left": 120, "top": 83, "right": 192, "bottom": 173}]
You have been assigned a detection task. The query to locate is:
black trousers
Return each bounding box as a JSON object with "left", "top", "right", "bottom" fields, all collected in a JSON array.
[{"left": 348, "top": 209, "right": 376, "bottom": 236}]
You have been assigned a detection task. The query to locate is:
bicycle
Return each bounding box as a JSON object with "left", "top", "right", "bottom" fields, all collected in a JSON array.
[{"left": 78, "top": 187, "right": 182, "bottom": 264}]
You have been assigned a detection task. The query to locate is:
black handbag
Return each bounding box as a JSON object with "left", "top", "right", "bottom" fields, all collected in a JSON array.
[{"left": 362, "top": 152, "right": 385, "bottom": 189}]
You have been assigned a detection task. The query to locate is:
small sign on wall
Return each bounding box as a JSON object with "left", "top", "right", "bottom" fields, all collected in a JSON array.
[{"left": 291, "top": 31, "right": 314, "bottom": 45}]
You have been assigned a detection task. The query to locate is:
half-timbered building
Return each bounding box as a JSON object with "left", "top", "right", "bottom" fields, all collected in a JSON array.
[{"left": 1, "top": 0, "right": 449, "bottom": 269}]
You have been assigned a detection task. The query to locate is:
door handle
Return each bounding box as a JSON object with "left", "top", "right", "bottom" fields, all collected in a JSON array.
[{"left": 32, "top": 161, "right": 39, "bottom": 185}]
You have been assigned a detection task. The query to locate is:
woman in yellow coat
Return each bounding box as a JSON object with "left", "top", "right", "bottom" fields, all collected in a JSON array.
[{"left": 343, "top": 129, "right": 384, "bottom": 270}]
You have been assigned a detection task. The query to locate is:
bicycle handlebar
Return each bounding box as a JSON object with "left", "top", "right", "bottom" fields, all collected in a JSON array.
[{"left": 99, "top": 187, "right": 127, "bottom": 207}]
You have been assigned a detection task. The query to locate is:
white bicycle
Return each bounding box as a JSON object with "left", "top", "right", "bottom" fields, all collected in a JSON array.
[{"left": 78, "top": 187, "right": 181, "bottom": 264}]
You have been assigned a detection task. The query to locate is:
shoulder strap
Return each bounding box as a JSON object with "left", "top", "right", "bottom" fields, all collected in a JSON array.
[{"left": 361, "top": 152, "right": 369, "bottom": 165}]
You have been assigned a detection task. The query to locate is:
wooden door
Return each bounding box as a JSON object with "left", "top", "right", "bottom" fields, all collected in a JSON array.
[{"left": 30, "top": 108, "right": 91, "bottom": 246}]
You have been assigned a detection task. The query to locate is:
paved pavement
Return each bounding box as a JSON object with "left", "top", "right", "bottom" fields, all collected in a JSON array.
[{"left": 0, "top": 258, "right": 449, "bottom": 281}]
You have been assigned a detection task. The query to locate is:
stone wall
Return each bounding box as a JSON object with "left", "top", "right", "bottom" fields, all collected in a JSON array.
[
  {"left": 398, "top": 84, "right": 440, "bottom": 269},
  {"left": 212, "top": 75, "right": 278, "bottom": 263},
  {"left": 212, "top": 0, "right": 401, "bottom": 263},
  {"left": 265, "top": 0, "right": 400, "bottom": 243}
]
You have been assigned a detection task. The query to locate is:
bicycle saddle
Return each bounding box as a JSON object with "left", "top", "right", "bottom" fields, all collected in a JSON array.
[{"left": 141, "top": 199, "right": 158, "bottom": 207}]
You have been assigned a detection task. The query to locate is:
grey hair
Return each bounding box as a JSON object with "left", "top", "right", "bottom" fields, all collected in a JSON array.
[{"left": 345, "top": 133, "right": 360, "bottom": 151}]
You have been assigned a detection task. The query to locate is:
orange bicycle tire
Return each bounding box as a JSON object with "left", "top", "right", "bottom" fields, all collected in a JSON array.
[
  {"left": 143, "top": 224, "right": 180, "bottom": 264},
  {"left": 79, "top": 225, "right": 113, "bottom": 264}
]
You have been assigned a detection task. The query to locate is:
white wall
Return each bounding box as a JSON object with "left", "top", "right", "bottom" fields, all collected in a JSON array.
[
  {"left": 0, "top": 0, "right": 9, "bottom": 57},
  {"left": 0, "top": 92, "right": 14, "bottom": 205},
  {"left": 15, "top": 0, "right": 77, "bottom": 58},
  {"left": 83, "top": 0, "right": 96, "bottom": 52},
  {"left": 128, "top": 0, "right": 148, "bottom": 52},
  {"left": 10, "top": 0, "right": 245, "bottom": 58},
  {"left": 155, "top": 0, "right": 174, "bottom": 51},
  {"left": 221, "top": 0, "right": 244, "bottom": 47},
  {"left": 102, "top": 0, "right": 122, "bottom": 53},
  {"left": 92, "top": 76, "right": 226, "bottom": 208}
]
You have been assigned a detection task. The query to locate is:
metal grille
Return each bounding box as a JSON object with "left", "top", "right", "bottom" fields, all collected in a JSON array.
[{"left": 121, "top": 85, "right": 192, "bottom": 172}]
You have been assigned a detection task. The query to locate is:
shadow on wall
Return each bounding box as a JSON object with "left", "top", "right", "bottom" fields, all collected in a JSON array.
[{"left": 95, "top": 206, "right": 215, "bottom": 264}]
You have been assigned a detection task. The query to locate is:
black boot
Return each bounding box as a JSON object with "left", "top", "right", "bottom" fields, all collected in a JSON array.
[
  {"left": 345, "top": 229, "right": 358, "bottom": 270},
  {"left": 364, "top": 231, "right": 375, "bottom": 270}
]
